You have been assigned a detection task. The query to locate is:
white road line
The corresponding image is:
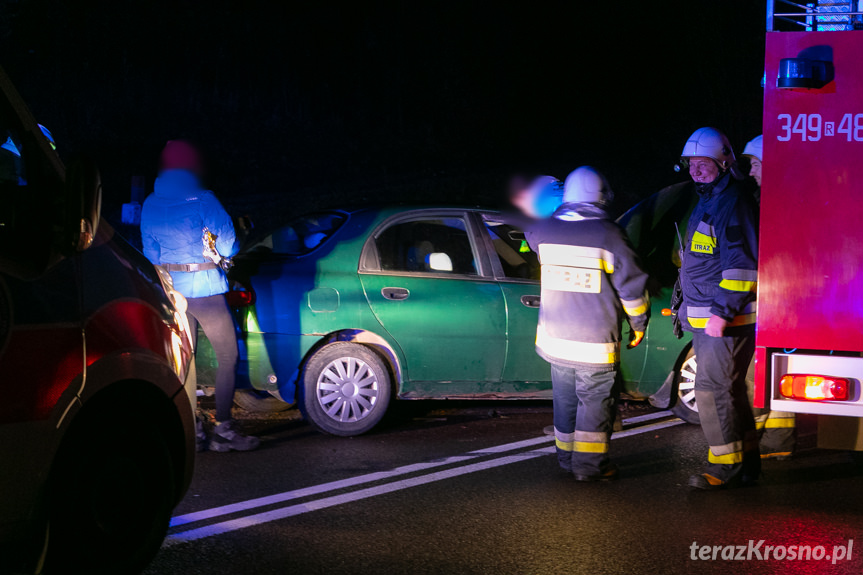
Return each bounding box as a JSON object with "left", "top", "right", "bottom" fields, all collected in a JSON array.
[
  {"left": 621, "top": 410, "right": 673, "bottom": 425},
  {"left": 170, "top": 434, "right": 554, "bottom": 527},
  {"left": 164, "top": 417, "right": 684, "bottom": 546},
  {"left": 171, "top": 411, "right": 675, "bottom": 527}
]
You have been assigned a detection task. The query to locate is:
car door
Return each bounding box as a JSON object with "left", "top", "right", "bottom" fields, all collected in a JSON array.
[
  {"left": 477, "top": 213, "right": 551, "bottom": 388},
  {"left": 359, "top": 210, "right": 506, "bottom": 386}
]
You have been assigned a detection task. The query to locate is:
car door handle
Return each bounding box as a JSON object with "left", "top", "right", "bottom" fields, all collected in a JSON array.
[
  {"left": 381, "top": 287, "right": 410, "bottom": 301},
  {"left": 520, "top": 294, "right": 540, "bottom": 308}
]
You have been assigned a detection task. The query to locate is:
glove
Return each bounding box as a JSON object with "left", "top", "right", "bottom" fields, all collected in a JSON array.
[{"left": 628, "top": 330, "right": 645, "bottom": 349}]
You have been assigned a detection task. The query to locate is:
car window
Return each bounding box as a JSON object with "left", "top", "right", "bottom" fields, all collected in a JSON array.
[
  {"left": 484, "top": 220, "right": 540, "bottom": 280},
  {"left": 249, "top": 212, "right": 346, "bottom": 255},
  {"left": 0, "top": 119, "right": 61, "bottom": 278},
  {"left": 375, "top": 217, "right": 477, "bottom": 275}
]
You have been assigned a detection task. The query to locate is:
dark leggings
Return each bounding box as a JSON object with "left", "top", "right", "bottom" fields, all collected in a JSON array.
[{"left": 186, "top": 294, "right": 239, "bottom": 422}]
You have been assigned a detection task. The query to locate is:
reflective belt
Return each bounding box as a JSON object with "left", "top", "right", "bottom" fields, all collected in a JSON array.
[
  {"left": 686, "top": 302, "right": 757, "bottom": 329},
  {"left": 538, "top": 244, "right": 615, "bottom": 273},
  {"left": 621, "top": 291, "right": 650, "bottom": 317},
  {"left": 163, "top": 262, "right": 219, "bottom": 272},
  {"left": 708, "top": 440, "right": 744, "bottom": 465},
  {"left": 555, "top": 429, "right": 609, "bottom": 453},
  {"left": 719, "top": 268, "right": 758, "bottom": 293},
  {"left": 536, "top": 325, "right": 619, "bottom": 365}
]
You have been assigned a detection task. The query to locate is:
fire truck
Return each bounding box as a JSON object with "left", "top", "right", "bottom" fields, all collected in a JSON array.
[{"left": 755, "top": 0, "right": 863, "bottom": 448}]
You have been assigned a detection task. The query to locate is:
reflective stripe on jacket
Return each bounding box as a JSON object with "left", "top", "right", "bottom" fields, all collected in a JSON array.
[
  {"left": 141, "top": 169, "right": 238, "bottom": 299},
  {"left": 527, "top": 203, "right": 650, "bottom": 367},
  {"left": 679, "top": 174, "right": 758, "bottom": 333}
]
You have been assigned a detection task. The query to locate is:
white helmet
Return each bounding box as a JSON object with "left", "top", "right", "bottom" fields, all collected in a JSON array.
[
  {"left": 563, "top": 166, "right": 613, "bottom": 206},
  {"left": 742, "top": 135, "right": 762, "bottom": 162},
  {"left": 681, "top": 127, "right": 736, "bottom": 170}
]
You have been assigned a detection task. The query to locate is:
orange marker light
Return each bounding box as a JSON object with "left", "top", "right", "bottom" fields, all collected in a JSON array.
[{"left": 661, "top": 308, "right": 673, "bottom": 317}]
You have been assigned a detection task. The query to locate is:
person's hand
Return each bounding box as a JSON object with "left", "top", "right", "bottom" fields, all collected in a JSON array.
[
  {"left": 705, "top": 315, "right": 728, "bottom": 337},
  {"left": 628, "top": 330, "right": 645, "bottom": 349}
]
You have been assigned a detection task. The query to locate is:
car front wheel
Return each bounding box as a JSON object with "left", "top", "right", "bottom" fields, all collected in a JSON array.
[
  {"left": 44, "top": 411, "right": 175, "bottom": 574},
  {"left": 671, "top": 348, "right": 700, "bottom": 425},
  {"left": 299, "top": 342, "right": 392, "bottom": 436}
]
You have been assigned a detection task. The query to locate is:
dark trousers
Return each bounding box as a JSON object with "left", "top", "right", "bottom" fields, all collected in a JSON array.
[
  {"left": 746, "top": 360, "right": 797, "bottom": 454},
  {"left": 186, "top": 294, "right": 239, "bottom": 423},
  {"left": 551, "top": 363, "right": 617, "bottom": 476},
  {"left": 692, "top": 331, "right": 760, "bottom": 481}
]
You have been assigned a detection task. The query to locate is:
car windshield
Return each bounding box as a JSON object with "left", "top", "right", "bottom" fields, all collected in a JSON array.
[{"left": 248, "top": 212, "right": 347, "bottom": 256}]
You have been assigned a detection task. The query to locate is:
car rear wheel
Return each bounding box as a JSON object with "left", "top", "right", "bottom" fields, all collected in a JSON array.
[
  {"left": 233, "top": 388, "right": 294, "bottom": 413},
  {"left": 299, "top": 342, "right": 392, "bottom": 436},
  {"left": 671, "top": 348, "right": 701, "bottom": 425},
  {"left": 44, "top": 413, "right": 176, "bottom": 575}
]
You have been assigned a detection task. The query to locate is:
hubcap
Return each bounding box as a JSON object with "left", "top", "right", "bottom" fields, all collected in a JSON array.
[
  {"left": 316, "top": 357, "right": 379, "bottom": 423},
  {"left": 678, "top": 355, "right": 699, "bottom": 413}
]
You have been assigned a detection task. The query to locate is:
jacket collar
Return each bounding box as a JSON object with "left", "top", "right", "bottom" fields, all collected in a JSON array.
[
  {"left": 694, "top": 171, "right": 731, "bottom": 199},
  {"left": 154, "top": 169, "right": 203, "bottom": 200}
]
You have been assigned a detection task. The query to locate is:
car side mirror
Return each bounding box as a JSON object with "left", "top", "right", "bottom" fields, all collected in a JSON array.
[
  {"left": 63, "top": 156, "right": 102, "bottom": 253},
  {"left": 427, "top": 252, "right": 453, "bottom": 272}
]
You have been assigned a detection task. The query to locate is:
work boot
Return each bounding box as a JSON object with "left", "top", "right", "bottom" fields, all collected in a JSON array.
[
  {"left": 574, "top": 464, "right": 619, "bottom": 483},
  {"left": 688, "top": 473, "right": 729, "bottom": 490},
  {"left": 688, "top": 472, "right": 757, "bottom": 490},
  {"left": 195, "top": 417, "right": 208, "bottom": 452},
  {"left": 209, "top": 420, "right": 260, "bottom": 452},
  {"left": 760, "top": 449, "right": 792, "bottom": 461}
]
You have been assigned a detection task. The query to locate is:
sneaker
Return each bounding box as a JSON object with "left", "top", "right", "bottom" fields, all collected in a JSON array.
[
  {"left": 574, "top": 464, "right": 619, "bottom": 482},
  {"left": 195, "top": 418, "right": 208, "bottom": 452},
  {"left": 209, "top": 420, "right": 260, "bottom": 452}
]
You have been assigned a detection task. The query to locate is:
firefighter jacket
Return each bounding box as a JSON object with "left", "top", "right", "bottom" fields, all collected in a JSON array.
[
  {"left": 141, "top": 169, "right": 238, "bottom": 299},
  {"left": 527, "top": 203, "right": 650, "bottom": 368},
  {"left": 679, "top": 172, "right": 758, "bottom": 334}
]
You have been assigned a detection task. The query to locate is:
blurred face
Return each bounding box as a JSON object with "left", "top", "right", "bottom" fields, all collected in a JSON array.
[
  {"left": 511, "top": 188, "right": 540, "bottom": 218},
  {"left": 688, "top": 156, "right": 720, "bottom": 184},
  {"left": 749, "top": 157, "right": 762, "bottom": 186}
]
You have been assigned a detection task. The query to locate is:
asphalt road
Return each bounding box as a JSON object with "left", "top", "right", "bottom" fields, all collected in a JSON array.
[{"left": 145, "top": 401, "right": 863, "bottom": 575}]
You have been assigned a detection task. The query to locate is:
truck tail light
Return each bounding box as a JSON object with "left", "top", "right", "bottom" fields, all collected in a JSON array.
[
  {"left": 226, "top": 284, "right": 256, "bottom": 307},
  {"left": 779, "top": 374, "right": 850, "bottom": 401}
]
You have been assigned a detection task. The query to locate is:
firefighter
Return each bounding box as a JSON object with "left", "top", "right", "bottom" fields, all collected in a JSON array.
[
  {"left": 528, "top": 166, "right": 649, "bottom": 481},
  {"left": 141, "top": 140, "right": 259, "bottom": 452},
  {"left": 678, "top": 127, "right": 760, "bottom": 489},
  {"left": 742, "top": 134, "right": 796, "bottom": 459}
]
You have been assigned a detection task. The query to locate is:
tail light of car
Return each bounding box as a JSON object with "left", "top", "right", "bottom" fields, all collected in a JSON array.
[
  {"left": 226, "top": 283, "right": 256, "bottom": 307},
  {"left": 779, "top": 374, "right": 850, "bottom": 401}
]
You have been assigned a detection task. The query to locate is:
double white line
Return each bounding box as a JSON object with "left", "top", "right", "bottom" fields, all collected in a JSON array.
[{"left": 164, "top": 411, "right": 682, "bottom": 547}]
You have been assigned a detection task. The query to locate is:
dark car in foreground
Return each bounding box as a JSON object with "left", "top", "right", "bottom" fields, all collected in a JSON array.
[
  {"left": 0, "top": 66, "right": 196, "bottom": 574},
  {"left": 199, "top": 204, "right": 698, "bottom": 436}
]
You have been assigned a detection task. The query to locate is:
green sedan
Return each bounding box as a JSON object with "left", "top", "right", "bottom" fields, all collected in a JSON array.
[{"left": 198, "top": 203, "right": 696, "bottom": 436}]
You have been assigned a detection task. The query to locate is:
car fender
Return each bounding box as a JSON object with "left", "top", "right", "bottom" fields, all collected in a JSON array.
[{"left": 295, "top": 329, "right": 405, "bottom": 398}]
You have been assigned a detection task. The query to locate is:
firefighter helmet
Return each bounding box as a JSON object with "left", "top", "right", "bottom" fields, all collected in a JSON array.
[
  {"left": 563, "top": 166, "right": 613, "bottom": 206},
  {"left": 528, "top": 175, "right": 564, "bottom": 218},
  {"left": 680, "top": 127, "right": 736, "bottom": 169},
  {"left": 742, "top": 135, "right": 762, "bottom": 161}
]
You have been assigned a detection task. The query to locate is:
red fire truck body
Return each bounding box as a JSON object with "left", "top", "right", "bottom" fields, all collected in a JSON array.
[{"left": 756, "top": 5, "right": 863, "bottom": 429}]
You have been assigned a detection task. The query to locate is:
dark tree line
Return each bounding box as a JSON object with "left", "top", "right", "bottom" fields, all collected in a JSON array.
[{"left": 0, "top": 0, "right": 766, "bottom": 235}]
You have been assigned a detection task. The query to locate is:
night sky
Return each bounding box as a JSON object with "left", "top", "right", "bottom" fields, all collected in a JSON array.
[{"left": 0, "top": 0, "right": 767, "bottom": 233}]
